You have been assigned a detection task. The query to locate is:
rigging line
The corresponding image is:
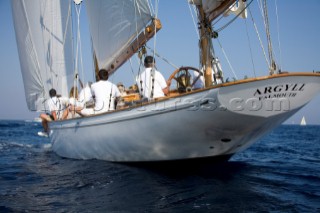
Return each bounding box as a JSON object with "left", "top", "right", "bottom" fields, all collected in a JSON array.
[
  {"left": 275, "top": 0, "right": 282, "bottom": 71},
  {"left": 248, "top": 7, "right": 270, "bottom": 68},
  {"left": 64, "top": 1, "right": 77, "bottom": 99},
  {"left": 244, "top": 19, "right": 257, "bottom": 77},
  {"left": 52, "top": 1, "right": 60, "bottom": 90},
  {"left": 133, "top": 0, "right": 147, "bottom": 88},
  {"left": 152, "top": 0, "right": 159, "bottom": 51},
  {"left": 216, "top": 38, "right": 238, "bottom": 79},
  {"left": 133, "top": 0, "right": 141, "bottom": 60},
  {"left": 71, "top": 0, "right": 76, "bottom": 82},
  {"left": 76, "top": 5, "right": 85, "bottom": 90},
  {"left": 74, "top": 4, "right": 81, "bottom": 75},
  {"left": 257, "top": 0, "right": 276, "bottom": 70},
  {"left": 149, "top": 0, "right": 159, "bottom": 99},
  {"left": 145, "top": 46, "right": 179, "bottom": 70},
  {"left": 147, "top": 0, "right": 154, "bottom": 16},
  {"left": 62, "top": 1, "right": 71, "bottom": 51},
  {"left": 187, "top": 0, "right": 200, "bottom": 40},
  {"left": 129, "top": 58, "right": 139, "bottom": 85},
  {"left": 73, "top": 3, "right": 82, "bottom": 95},
  {"left": 134, "top": 0, "right": 149, "bottom": 75},
  {"left": 215, "top": 0, "right": 254, "bottom": 33},
  {"left": 257, "top": 0, "right": 265, "bottom": 28},
  {"left": 263, "top": 0, "right": 276, "bottom": 73},
  {"left": 77, "top": 4, "right": 84, "bottom": 96},
  {"left": 79, "top": 31, "right": 85, "bottom": 90},
  {"left": 155, "top": 0, "right": 160, "bottom": 19},
  {"left": 263, "top": 1, "right": 272, "bottom": 63}
]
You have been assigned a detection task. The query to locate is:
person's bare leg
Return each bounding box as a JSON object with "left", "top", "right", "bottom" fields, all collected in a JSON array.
[
  {"left": 62, "top": 108, "right": 69, "bottom": 120},
  {"left": 40, "top": 113, "right": 49, "bottom": 132}
]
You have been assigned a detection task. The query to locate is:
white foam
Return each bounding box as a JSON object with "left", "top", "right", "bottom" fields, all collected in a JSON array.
[{"left": 43, "top": 143, "right": 52, "bottom": 150}]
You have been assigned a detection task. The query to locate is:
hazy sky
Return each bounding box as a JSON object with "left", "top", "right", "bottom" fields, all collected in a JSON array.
[{"left": 1, "top": 0, "right": 320, "bottom": 124}]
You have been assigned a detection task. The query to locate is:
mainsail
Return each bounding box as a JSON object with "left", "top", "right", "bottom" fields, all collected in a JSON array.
[
  {"left": 86, "top": 0, "right": 153, "bottom": 75},
  {"left": 11, "top": 0, "right": 74, "bottom": 111}
]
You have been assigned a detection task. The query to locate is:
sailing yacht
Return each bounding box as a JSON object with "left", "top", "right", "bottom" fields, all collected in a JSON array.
[
  {"left": 300, "top": 116, "right": 307, "bottom": 126},
  {"left": 11, "top": 0, "right": 320, "bottom": 162}
]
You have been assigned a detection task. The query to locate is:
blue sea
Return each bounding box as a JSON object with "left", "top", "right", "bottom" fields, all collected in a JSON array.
[{"left": 0, "top": 120, "right": 319, "bottom": 212}]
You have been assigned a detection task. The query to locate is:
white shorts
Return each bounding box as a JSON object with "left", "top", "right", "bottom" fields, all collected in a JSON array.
[
  {"left": 80, "top": 108, "right": 108, "bottom": 116},
  {"left": 80, "top": 108, "right": 95, "bottom": 116}
]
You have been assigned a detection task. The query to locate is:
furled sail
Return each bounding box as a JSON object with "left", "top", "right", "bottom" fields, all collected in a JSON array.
[
  {"left": 189, "top": 0, "right": 236, "bottom": 22},
  {"left": 11, "top": 0, "right": 74, "bottom": 111},
  {"left": 86, "top": 0, "right": 153, "bottom": 75}
]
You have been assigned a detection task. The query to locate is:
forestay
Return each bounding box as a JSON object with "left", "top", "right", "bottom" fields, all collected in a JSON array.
[
  {"left": 86, "top": 0, "right": 153, "bottom": 75},
  {"left": 11, "top": 0, "right": 74, "bottom": 111}
]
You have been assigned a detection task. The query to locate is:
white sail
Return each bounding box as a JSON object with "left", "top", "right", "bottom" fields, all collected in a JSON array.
[
  {"left": 86, "top": 0, "right": 153, "bottom": 74},
  {"left": 11, "top": 0, "right": 74, "bottom": 111}
]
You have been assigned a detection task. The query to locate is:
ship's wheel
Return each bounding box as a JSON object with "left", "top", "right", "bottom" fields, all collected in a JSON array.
[{"left": 167, "top": 66, "right": 202, "bottom": 94}]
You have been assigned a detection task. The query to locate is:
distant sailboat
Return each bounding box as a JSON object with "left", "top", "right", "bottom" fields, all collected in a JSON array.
[{"left": 300, "top": 116, "right": 307, "bottom": 126}]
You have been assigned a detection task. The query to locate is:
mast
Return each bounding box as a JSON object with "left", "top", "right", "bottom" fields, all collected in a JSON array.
[
  {"left": 192, "top": 0, "right": 237, "bottom": 87},
  {"left": 196, "top": 4, "right": 214, "bottom": 87}
]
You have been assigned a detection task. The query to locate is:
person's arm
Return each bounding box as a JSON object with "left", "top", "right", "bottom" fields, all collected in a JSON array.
[
  {"left": 157, "top": 72, "right": 169, "bottom": 96},
  {"left": 162, "top": 87, "right": 169, "bottom": 95}
]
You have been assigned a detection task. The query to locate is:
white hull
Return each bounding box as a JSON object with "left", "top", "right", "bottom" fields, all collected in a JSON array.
[{"left": 49, "top": 74, "right": 320, "bottom": 162}]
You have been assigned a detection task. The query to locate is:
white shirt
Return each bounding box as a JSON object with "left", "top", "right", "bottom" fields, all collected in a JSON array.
[
  {"left": 78, "top": 83, "right": 93, "bottom": 105},
  {"left": 192, "top": 70, "right": 205, "bottom": 89},
  {"left": 136, "top": 67, "right": 167, "bottom": 99},
  {"left": 69, "top": 97, "right": 83, "bottom": 108},
  {"left": 91, "top": 80, "right": 121, "bottom": 113},
  {"left": 46, "top": 96, "right": 67, "bottom": 120}
]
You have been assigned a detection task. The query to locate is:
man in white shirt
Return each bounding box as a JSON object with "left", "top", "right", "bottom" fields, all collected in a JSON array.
[
  {"left": 39, "top": 88, "right": 66, "bottom": 136},
  {"left": 80, "top": 69, "right": 121, "bottom": 116},
  {"left": 136, "top": 56, "right": 168, "bottom": 99}
]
